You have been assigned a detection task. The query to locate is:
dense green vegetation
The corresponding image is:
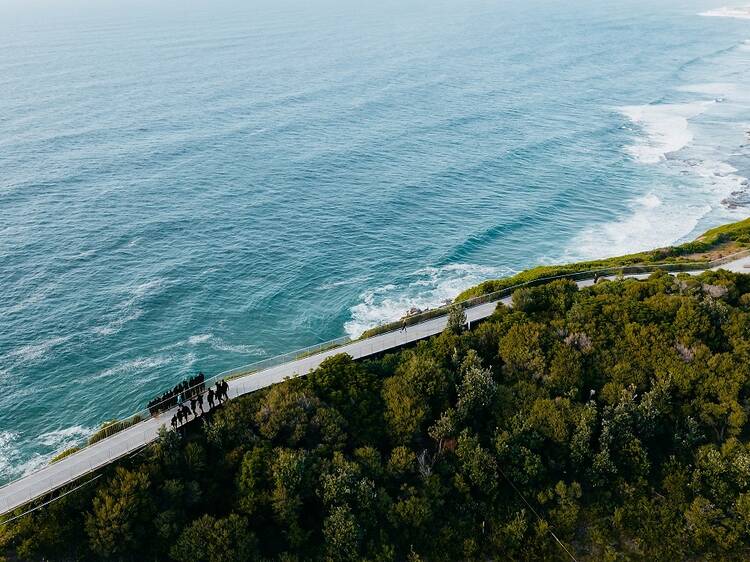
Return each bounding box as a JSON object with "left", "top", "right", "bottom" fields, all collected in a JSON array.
[
  {"left": 87, "top": 415, "right": 143, "bottom": 446},
  {"left": 49, "top": 447, "right": 81, "bottom": 464},
  {"left": 453, "top": 217, "right": 750, "bottom": 302},
  {"left": 4, "top": 266, "right": 750, "bottom": 561}
]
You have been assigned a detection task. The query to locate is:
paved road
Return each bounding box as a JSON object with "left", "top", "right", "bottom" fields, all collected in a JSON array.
[{"left": 1, "top": 256, "right": 749, "bottom": 516}]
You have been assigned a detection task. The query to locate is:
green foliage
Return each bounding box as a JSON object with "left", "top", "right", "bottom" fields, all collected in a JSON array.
[
  {"left": 170, "top": 514, "right": 258, "bottom": 562},
  {"left": 87, "top": 415, "right": 142, "bottom": 445},
  {"left": 49, "top": 446, "right": 81, "bottom": 464},
  {"left": 455, "top": 218, "right": 750, "bottom": 302},
  {"left": 84, "top": 467, "right": 153, "bottom": 559},
  {"left": 445, "top": 304, "right": 467, "bottom": 335},
  {"left": 9, "top": 265, "right": 750, "bottom": 561}
]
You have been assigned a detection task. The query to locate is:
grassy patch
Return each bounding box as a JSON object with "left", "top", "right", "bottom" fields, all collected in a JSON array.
[
  {"left": 49, "top": 447, "right": 81, "bottom": 464},
  {"left": 454, "top": 218, "right": 750, "bottom": 302},
  {"left": 87, "top": 415, "right": 142, "bottom": 445}
]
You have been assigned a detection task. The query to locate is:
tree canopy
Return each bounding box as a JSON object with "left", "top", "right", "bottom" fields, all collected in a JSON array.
[{"left": 4, "top": 269, "right": 750, "bottom": 561}]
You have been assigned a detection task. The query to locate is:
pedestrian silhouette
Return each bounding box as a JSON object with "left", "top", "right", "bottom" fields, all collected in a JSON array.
[
  {"left": 207, "top": 388, "right": 215, "bottom": 409},
  {"left": 190, "top": 398, "right": 197, "bottom": 417},
  {"left": 221, "top": 380, "right": 229, "bottom": 401},
  {"left": 171, "top": 415, "right": 177, "bottom": 430},
  {"left": 197, "top": 393, "right": 204, "bottom": 413}
]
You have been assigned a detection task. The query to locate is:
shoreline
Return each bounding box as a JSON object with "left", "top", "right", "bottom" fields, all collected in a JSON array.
[
  {"left": 4, "top": 241, "right": 750, "bottom": 516},
  {"left": 2, "top": 216, "right": 750, "bottom": 496}
]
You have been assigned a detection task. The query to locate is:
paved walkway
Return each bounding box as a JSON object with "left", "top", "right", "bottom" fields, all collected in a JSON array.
[{"left": 2, "top": 255, "right": 750, "bottom": 516}]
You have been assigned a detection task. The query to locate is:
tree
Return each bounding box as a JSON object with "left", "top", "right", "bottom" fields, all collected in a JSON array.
[
  {"left": 237, "top": 444, "right": 272, "bottom": 516},
  {"left": 446, "top": 305, "right": 467, "bottom": 335},
  {"left": 456, "top": 355, "right": 497, "bottom": 426},
  {"left": 85, "top": 467, "right": 153, "bottom": 560},
  {"left": 383, "top": 348, "right": 451, "bottom": 443},
  {"left": 499, "top": 322, "right": 547, "bottom": 381},
  {"left": 255, "top": 382, "right": 322, "bottom": 447},
  {"left": 306, "top": 354, "right": 384, "bottom": 444},
  {"left": 323, "top": 505, "right": 362, "bottom": 561},
  {"left": 270, "top": 448, "right": 309, "bottom": 546},
  {"left": 170, "top": 514, "right": 258, "bottom": 562}
]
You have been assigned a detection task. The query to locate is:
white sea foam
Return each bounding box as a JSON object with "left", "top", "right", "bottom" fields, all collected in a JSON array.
[
  {"left": 0, "top": 430, "right": 19, "bottom": 477},
  {"left": 595, "top": 85, "right": 750, "bottom": 261},
  {"left": 320, "top": 276, "right": 369, "bottom": 290},
  {"left": 635, "top": 192, "right": 662, "bottom": 208},
  {"left": 3, "top": 283, "right": 56, "bottom": 317},
  {"left": 92, "top": 355, "right": 175, "bottom": 381},
  {"left": 0, "top": 431, "right": 47, "bottom": 481},
  {"left": 619, "top": 101, "right": 714, "bottom": 164},
  {"left": 130, "top": 278, "right": 166, "bottom": 298},
  {"left": 6, "top": 335, "right": 72, "bottom": 364},
  {"left": 344, "top": 263, "right": 512, "bottom": 338},
  {"left": 93, "top": 308, "right": 144, "bottom": 336},
  {"left": 689, "top": 158, "right": 749, "bottom": 196},
  {"left": 181, "top": 333, "right": 266, "bottom": 355},
  {"left": 677, "top": 83, "right": 737, "bottom": 96},
  {"left": 188, "top": 333, "right": 213, "bottom": 345},
  {"left": 569, "top": 194, "right": 712, "bottom": 260},
  {"left": 210, "top": 339, "right": 265, "bottom": 355},
  {"left": 700, "top": 6, "right": 750, "bottom": 19},
  {"left": 17, "top": 455, "right": 49, "bottom": 478},
  {"left": 38, "top": 425, "right": 91, "bottom": 458},
  {"left": 92, "top": 277, "right": 167, "bottom": 336}
]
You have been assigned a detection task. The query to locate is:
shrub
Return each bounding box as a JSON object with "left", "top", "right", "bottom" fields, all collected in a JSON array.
[{"left": 88, "top": 415, "right": 143, "bottom": 446}]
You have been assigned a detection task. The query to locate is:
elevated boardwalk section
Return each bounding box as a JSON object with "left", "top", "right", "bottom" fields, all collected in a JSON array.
[{"left": 1, "top": 253, "right": 749, "bottom": 517}]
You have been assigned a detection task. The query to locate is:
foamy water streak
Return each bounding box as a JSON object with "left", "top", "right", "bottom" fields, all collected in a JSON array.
[
  {"left": 345, "top": 264, "right": 512, "bottom": 337},
  {"left": 0, "top": 425, "right": 92, "bottom": 480},
  {"left": 619, "top": 101, "right": 714, "bottom": 164},
  {"left": 700, "top": 6, "right": 750, "bottom": 19},
  {"left": 571, "top": 193, "right": 712, "bottom": 259}
]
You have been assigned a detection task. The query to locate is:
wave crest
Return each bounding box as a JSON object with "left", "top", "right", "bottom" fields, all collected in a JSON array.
[{"left": 344, "top": 263, "right": 512, "bottom": 338}]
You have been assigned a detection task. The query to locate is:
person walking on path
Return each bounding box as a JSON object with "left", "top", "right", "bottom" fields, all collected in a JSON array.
[
  {"left": 401, "top": 319, "right": 407, "bottom": 332},
  {"left": 197, "top": 393, "right": 204, "bottom": 413},
  {"left": 207, "top": 388, "right": 215, "bottom": 409},
  {"left": 190, "top": 398, "right": 198, "bottom": 417},
  {"left": 216, "top": 380, "right": 228, "bottom": 403},
  {"left": 171, "top": 415, "right": 177, "bottom": 430}
]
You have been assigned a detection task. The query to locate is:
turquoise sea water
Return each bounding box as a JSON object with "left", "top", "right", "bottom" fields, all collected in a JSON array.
[{"left": 1, "top": 0, "right": 749, "bottom": 481}]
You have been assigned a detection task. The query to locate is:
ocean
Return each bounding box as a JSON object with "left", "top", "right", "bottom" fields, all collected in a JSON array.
[{"left": 0, "top": 0, "right": 749, "bottom": 482}]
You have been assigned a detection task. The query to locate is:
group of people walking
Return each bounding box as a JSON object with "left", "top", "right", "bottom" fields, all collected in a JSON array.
[
  {"left": 169, "top": 379, "right": 230, "bottom": 430},
  {"left": 148, "top": 372, "right": 206, "bottom": 415}
]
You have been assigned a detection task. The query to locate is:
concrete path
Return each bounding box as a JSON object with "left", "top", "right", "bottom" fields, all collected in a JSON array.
[{"left": 1, "top": 256, "right": 749, "bottom": 516}]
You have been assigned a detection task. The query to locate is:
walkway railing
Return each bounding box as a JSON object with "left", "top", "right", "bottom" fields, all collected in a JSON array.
[{"left": 2, "top": 247, "right": 749, "bottom": 514}]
